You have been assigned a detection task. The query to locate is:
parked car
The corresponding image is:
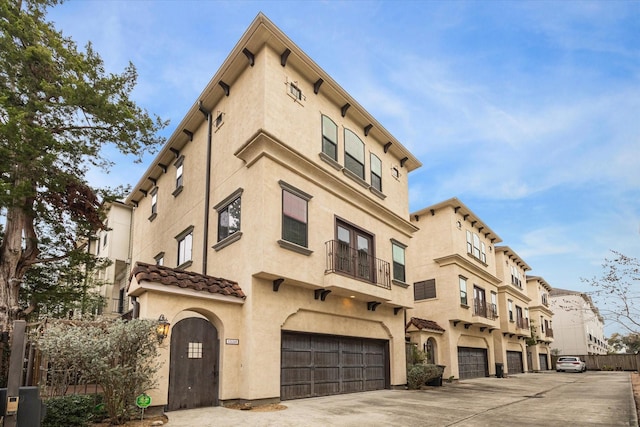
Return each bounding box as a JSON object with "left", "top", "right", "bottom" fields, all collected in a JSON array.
[{"left": 556, "top": 356, "right": 587, "bottom": 372}]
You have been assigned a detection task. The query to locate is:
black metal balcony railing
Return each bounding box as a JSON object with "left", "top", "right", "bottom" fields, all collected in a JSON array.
[
  {"left": 325, "top": 240, "right": 391, "bottom": 289},
  {"left": 516, "top": 317, "right": 530, "bottom": 330},
  {"left": 545, "top": 328, "right": 554, "bottom": 338},
  {"left": 473, "top": 299, "right": 497, "bottom": 320}
]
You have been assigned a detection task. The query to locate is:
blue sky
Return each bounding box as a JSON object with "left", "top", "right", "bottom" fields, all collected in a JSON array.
[{"left": 46, "top": 1, "right": 639, "bottom": 336}]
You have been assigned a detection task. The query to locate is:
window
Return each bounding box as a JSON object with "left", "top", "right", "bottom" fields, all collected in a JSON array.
[
  {"left": 321, "top": 115, "right": 338, "bottom": 161},
  {"left": 466, "top": 230, "right": 486, "bottom": 263},
  {"left": 281, "top": 182, "right": 311, "bottom": 247},
  {"left": 473, "top": 286, "right": 486, "bottom": 317},
  {"left": 414, "top": 279, "right": 436, "bottom": 301},
  {"left": 176, "top": 226, "right": 193, "bottom": 267},
  {"left": 289, "top": 82, "right": 302, "bottom": 100},
  {"left": 188, "top": 342, "right": 203, "bottom": 359},
  {"left": 370, "top": 153, "right": 382, "bottom": 192},
  {"left": 174, "top": 156, "right": 185, "bottom": 193},
  {"left": 217, "top": 192, "right": 241, "bottom": 241},
  {"left": 508, "top": 300, "right": 514, "bottom": 321},
  {"left": 215, "top": 112, "right": 224, "bottom": 128},
  {"left": 344, "top": 129, "right": 365, "bottom": 179},
  {"left": 459, "top": 276, "right": 468, "bottom": 305},
  {"left": 490, "top": 291, "right": 497, "bottom": 317},
  {"left": 540, "top": 316, "right": 544, "bottom": 332},
  {"left": 102, "top": 232, "right": 107, "bottom": 248},
  {"left": 392, "top": 240, "right": 406, "bottom": 283},
  {"left": 154, "top": 252, "right": 164, "bottom": 266},
  {"left": 149, "top": 187, "right": 158, "bottom": 221}
]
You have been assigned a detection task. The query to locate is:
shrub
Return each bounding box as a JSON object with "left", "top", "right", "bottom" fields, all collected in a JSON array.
[
  {"left": 43, "top": 394, "right": 106, "bottom": 427},
  {"left": 407, "top": 363, "right": 441, "bottom": 389},
  {"left": 38, "top": 319, "right": 160, "bottom": 425}
]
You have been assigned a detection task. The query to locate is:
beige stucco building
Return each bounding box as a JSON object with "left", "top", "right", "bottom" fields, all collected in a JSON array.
[
  {"left": 406, "top": 198, "right": 502, "bottom": 379},
  {"left": 526, "top": 276, "right": 554, "bottom": 370},
  {"left": 405, "top": 198, "right": 556, "bottom": 379},
  {"left": 549, "top": 288, "right": 607, "bottom": 355},
  {"left": 120, "top": 13, "right": 421, "bottom": 410}
]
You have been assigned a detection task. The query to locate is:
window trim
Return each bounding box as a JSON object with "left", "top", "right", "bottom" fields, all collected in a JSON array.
[
  {"left": 149, "top": 187, "right": 158, "bottom": 221},
  {"left": 173, "top": 155, "right": 185, "bottom": 196},
  {"left": 459, "top": 276, "right": 468, "bottom": 306},
  {"left": 370, "top": 153, "right": 382, "bottom": 193},
  {"left": 280, "top": 181, "right": 312, "bottom": 249},
  {"left": 321, "top": 115, "right": 338, "bottom": 162},
  {"left": 391, "top": 239, "right": 407, "bottom": 285},
  {"left": 414, "top": 279, "right": 436, "bottom": 301},
  {"left": 214, "top": 188, "right": 243, "bottom": 244},
  {"left": 344, "top": 129, "right": 365, "bottom": 180},
  {"left": 175, "top": 225, "right": 194, "bottom": 269}
]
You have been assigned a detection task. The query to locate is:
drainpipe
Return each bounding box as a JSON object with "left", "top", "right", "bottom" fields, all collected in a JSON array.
[{"left": 199, "top": 101, "right": 213, "bottom": 275}]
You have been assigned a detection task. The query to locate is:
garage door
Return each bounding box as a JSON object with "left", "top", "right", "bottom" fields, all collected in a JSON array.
[
  {"left": 539, "top": 354, "right": 549, "bottom": 370},
  {"left": 457, "top": 347, "right": 488, "bottom": 379},
  {"left": 281, "top": 332, "right": 389, "bottom": 400},
  {"left": 506, "top": 351, "right": 523, "bottom": 374}
]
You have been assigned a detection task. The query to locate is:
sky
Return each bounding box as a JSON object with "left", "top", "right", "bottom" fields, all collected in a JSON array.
[{"left": 45, "top": 0, "right": 639, "bottom": 337}]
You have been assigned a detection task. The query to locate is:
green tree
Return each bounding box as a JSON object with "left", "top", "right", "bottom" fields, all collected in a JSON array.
[
  {"left": 584, "top": 251, "right": 640, "bottom": 335},
  {"left": 0, "top": 0, "right": 166, "bottom": 334}
]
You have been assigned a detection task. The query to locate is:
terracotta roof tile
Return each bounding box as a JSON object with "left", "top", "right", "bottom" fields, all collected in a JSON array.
[
  {"left": 406, "top": 317, "right": 445, "bottom": 332},
  {"left": 130, "top": 262, "right": 246, "bottom": 299}
]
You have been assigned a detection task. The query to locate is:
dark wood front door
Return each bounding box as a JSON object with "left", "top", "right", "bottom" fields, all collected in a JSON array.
[{"left": 168, "top": 317, "right": 218, "bottom": 411}]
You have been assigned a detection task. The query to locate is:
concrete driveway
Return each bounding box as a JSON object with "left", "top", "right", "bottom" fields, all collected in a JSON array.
[{"left": 164, "top": 371, "right": 637, "bottom": 426}]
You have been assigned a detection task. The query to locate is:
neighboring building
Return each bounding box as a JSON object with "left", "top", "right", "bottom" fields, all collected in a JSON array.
[
  {"left": 549, "top": 288, "right": 608, "bottom": 355},
  {"left": 526, "top": 276, "right": 555, "bottom": 370},
  {"left": 87, "top": 201, "right": 133, "bottom": 317},
  {"left": 124, "top": 13, "right": 421, "bottom": 410},
  {"left": 493, "top": 246, "right": 532, "bottom": 375},
  {"left": 406, "top": 198, "right": 503, "bottom": 380}
]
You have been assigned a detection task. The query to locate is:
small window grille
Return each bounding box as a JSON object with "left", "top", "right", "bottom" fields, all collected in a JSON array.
[
  {"left": 290, "top": 83, "right": 302, "bottom": 100},
  {"left": 188, "top": 342, "right": 203, "bottom": 359}
]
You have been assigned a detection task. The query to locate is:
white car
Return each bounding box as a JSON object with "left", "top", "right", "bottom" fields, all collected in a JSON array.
[{"left": 556, "top": 356, "right": 587, "bottom": 373}]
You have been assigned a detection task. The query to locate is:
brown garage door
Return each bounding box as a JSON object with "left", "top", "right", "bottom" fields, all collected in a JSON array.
[
  {"left": 457, "top": 347, "right": 488, "bottom": 379},
  {"left": 539, "top": 354, "right": 549, "bottom": 370},
  {"left": 506, "top": 351, "right": 523, "bottom": 374},
  {"left": 281, "top": 332, "right": 389, "bottom": 400}
]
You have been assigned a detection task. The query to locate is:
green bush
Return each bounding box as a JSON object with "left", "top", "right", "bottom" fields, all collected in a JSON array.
[
  {"left": 43, "top": 394, "right": 106, "bottom": 427},
  {"left": 407, "top": 363, "right": 441, "bottom": 389}
]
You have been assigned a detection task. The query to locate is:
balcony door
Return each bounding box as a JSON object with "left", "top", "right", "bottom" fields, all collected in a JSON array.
[
  {"left": 336, "top": 220, "right": 374, "bottom": 282},
  {"left": 473, "top": 286, "right": 486, "bottom": 317}
]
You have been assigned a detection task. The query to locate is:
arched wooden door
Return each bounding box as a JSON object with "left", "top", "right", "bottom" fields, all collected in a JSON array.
[{"left": 168, "top": 317, "right": 219, "bottom": 411}]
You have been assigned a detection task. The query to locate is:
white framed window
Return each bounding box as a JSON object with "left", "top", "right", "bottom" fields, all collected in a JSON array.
[
  {"left": 282, "top": 186, "right": 309, "bottom": 247},
  {"left": 188, "top": 342, "right": 203, "bottom": 359},
  {"left": 391, "top": 240, "right": 406, "bottom": 283},
  {"left": 175, "top": 156, "right": 185, "bottom": 191},
  {"left": 289, "top": 82, "right": 302, "bottom": 100},
  {"left": 217, "top": 192, "right": 241, "bottom": 241},
  {"left": 321, "top": 115, "right": 338, "bottom": 161},
  {"left": 344, "top": 129, "right": 365, "bottom": 180},
  {"left": 176, "top": 226, "right": 193, "bottom": 267},
  {"left": 466, "top": 230, "right": 486, "bottom": 263},
  {"left": 459, "top": 276, "right": 468, "bottom": 305},
  {"left": 508, "top": 300, "right": 514, "bottom": 321},
  {"left": 370, "top": 153, "right": 382, "bottom": 192}
]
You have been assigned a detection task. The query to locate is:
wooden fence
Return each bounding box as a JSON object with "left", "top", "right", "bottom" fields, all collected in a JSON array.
[{"left": 551, "top": 354, "right": 640, "bottom": 371}]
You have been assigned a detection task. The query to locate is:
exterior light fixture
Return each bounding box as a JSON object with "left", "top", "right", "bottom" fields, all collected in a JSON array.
[{"left": 156, "top": 314, "right": 170, "bottom": 343}]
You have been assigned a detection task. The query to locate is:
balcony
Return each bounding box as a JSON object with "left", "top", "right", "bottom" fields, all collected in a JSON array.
[
  {"left": 516, "top": 317, "right": 530, "bottom": 330},
  {"left": 473, "top": 299, "right": 497, "bottom": 320},
  {"left": 545, "top": 328, "right": 554, "bottom": 338},
  {"left": 325, "top": 240, "right": 390, "bottom": 289}
]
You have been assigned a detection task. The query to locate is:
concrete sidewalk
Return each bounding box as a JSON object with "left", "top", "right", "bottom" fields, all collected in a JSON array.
[{"left": 164, "top": 371, "right": 637, "bottom": 426}]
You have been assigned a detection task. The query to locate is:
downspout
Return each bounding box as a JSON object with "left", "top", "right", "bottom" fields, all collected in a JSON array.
[
  {"left": 128, "top": 204, "right": 139, "bottom": 319},
  {"left": 199, "top": 101, "right": 213, "bottom": 275}
]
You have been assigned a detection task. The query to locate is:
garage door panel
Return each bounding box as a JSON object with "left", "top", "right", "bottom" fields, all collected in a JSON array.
[
  {"left": 314, "top": 367, "right": 339, "bottom": 381},
  {"left": 281, "top": 332, "right": 388, "bottom": 400},
  {"left": 343, "top": 353, "right": 363, "bottom": 366},
  {"left": 315, "top": 351, "right": 339, "bottom": 366},
  {"left": 458, "top": 347, "right": 488, "bottom": 379},
  {"left": 507, "top": 351, "right": 523, "bottom": 374}
]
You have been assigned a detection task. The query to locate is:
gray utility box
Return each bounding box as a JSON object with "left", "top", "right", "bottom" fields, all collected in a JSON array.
[{"left": 0, "top": 386, "right": 46, "bottom": 426}]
